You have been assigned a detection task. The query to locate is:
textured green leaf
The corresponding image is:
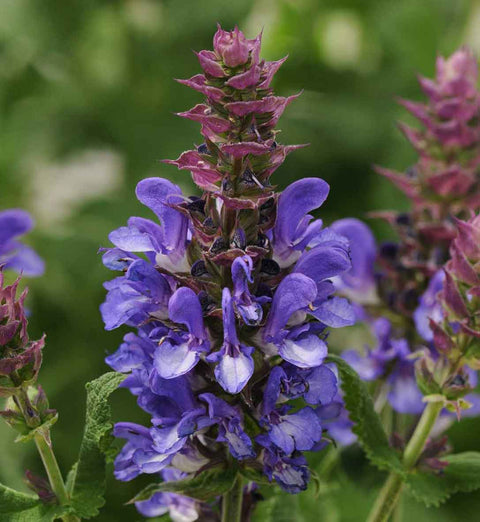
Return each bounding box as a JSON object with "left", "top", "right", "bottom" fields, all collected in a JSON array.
[
  {"left": 406, "top": 451, "right": 480, "bottom": 507},
  {"left": 0, "top": 483, "right": 66, "bottom": 521},
  {"left": 130, "top": 467, "right": 237, "bottom": 503},
  {"left": 65, "top": 463, "right": 78, "bottom": 496},
  {"left": 239, "top": 467, "right": 272, "bottom": 485},
  {"left": 68, "top": 372, "right": 125, "bottom": 519},
  {"left": 327, "top": 354, "right": 404, "bottom": 474}
]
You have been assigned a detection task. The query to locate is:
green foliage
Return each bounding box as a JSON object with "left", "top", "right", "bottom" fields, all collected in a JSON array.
[
  {"left": 406, "top": 452, "right": 480, "bottom": 507},
  {"left": 252, "top": 491, "right": 303, "bottom": 522},
  {"left": 239, "top": 467, "right": 272, "bottom": 485},
  {"left": 67, "top": 372, "right": 125, "bottom": 519},
  {"left": 130, "top": 467, "right": 238, "bottom": 504},
  {"left": 0, "top": 483, "right": 66, "bottom": 522},
  {"left": 327, "top": 355, "right": 404, "bottom": 474}
]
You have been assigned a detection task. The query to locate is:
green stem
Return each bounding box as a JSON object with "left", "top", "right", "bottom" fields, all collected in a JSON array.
[
  {"left": 366, "top": 401, "right": 443, "bottom": 522},
  {"left": 317, "top": 446, "right": 339, "bottom": 479},
  {"left": 222, "top": 475, "right": 243, "bottom": 522},
  {"left": 367, "top": 474, "right": 404, "bottom": 522},
  {"left": 12, "top": 384, "right": 41, "bottom": 429},
  {"left": 34, "top": 431, "right": 80, "bottom": 522},
  {"left": 392, "top": 492, "right": 404, "bottom": 522},
  {"left": 402, "top": 402, "right": 443, "bottom": 468}
]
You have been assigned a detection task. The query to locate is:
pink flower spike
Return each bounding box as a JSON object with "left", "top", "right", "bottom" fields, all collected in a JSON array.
[
  {"left": 196, "top": 50, "right": 225, "bottom": 78},
  {"left": 449, "top": 244, "right": 479, "bottom": 285},
  {"left": 442, "top": 270, "right": 468, "bottom": 319},
  {"left": 426, "top": 167, "right": 475, "bottom": 197},
  {"left": 258, "top": 56, "right": 289, "bottom": 89},
  {"left": 177, "top": 104, "right": 231, "bottom": 134},
  {"left": 176, "top": 75, "right": 225, "bottom": 103},
  {"left": 213, "top": 25, "right": 249, "bottom": 67},
  {"left": 221, "top": 142, "right": 272, "bottom": 157},
  {"left": 453, "top": 216, "right": 480, "bottom": 260},
  {"left": 398, "top": 99, "right": 430, "bottom": 126},
  {"left": 226, "top": 65, "right": 261, "bottom": 89},
  {"left": 226, "top": 93, "right": 300, "bottom": 118},
  {"left": 374, "top": 166, "right": 419, "bottom": 200},
  {"left": 397, "top": 122, "right": 426, "bottom": 152}
]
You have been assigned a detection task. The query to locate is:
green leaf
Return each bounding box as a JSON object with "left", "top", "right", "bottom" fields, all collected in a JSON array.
[
  {"left": 0, "top": 483, "right": 66, "bottom": 521},
  {"left": 251, "top": 492, "right": 303, "bottom": 522},
  {"left": 326, "top": 354, "right": 404, "bottom": 474},
  {"left": 406, "top": 451, "right": 480, "bottom": 507},
  {"left": 68, "top": 372, "right": 125, "bottom": 519},
  {"left": 65, "top": 463, "right": 78, "bottom": 496},
  {"left": 130, "top": 467, "right": 238, "bottom": 504},
  {"left": 239, "top": 467, "right": 272, "bottom": 485}
]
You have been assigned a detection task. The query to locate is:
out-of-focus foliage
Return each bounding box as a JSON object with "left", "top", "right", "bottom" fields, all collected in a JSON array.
[{"left": 1, "top": 0, "right": 480, "bottom": 520}]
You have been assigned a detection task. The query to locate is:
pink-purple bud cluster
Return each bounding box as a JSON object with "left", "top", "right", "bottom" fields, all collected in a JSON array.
[
  {"left": 0, "top": 271, "right": 44, "bottom": 396},
  {"left": 168, "top": 24, "right": 300, "bottom": 197},
  {"left": 335, "top": 48, "right": 480, "bottom": 424},
  {"left": 423, "top": 215, "right": 480, "bottom": 385},
  {"left": 379, "top": 48, "right": 480, "bottom": 210}
]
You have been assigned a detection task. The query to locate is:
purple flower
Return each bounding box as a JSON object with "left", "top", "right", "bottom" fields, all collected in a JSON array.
[
  {"left": 135, "top": 469, "right": 199, "bottom": 521},
  {"left": 105, "top": 328, "right": 157, "bottom": 373},
  {"left": 330, "top": 218, "right": 377, "bottom": 303},
  {"left": 154, "top": 287, "right": 209, "bottom": 379},
  {"left": 231, "top": 255, "right": 264, "bottom": 326},
  {"left": 413, "top": 270, "right": 445, "bottom": 342},
  {"left": 293, "top": 238, "right": 355, "bottom": 328},
  {"left": 262, "top": 263, "right": 354, "bottom": 368},
  {"left": 103, "top": 25, "right": 353, "bottom": 502},
  {"left": 199, "top": 393, "right": 255, "bottom": 459},
  {"left": 107, "top": 178, "right": 190, "bottom": 273},
  {"left": 206, "top": 288, "right": 254, "bottom": 394},
  {"left": 119, "top": 397, "right": 209, "bottom": 477},
  {"left": 261, "top": 405, "right": 322, "bottom": 454},
  {"left": 100, "top": 259, "right": 172, "bottom": 330},
  {"left": 258, "top": 440, "right": 310, "bottom": 494},
  {"left": 263, "top": 273, "right": 328, "bottom": 368},
  {"left": 0, "top": 209, "right": 44, "bottom": 276},
  {"left": 113, "top": 422, "right": 164, "bottom": 481},
  {"left": 343, "top": 318, "right": 423, "bottom": 414},
  {"left": 272, "top": 178, "right": 330, "bottom": 268},
  {"left": 260, "top": 373, "right": 323, "bottom": 454},
  {"left": 150, "top": 404, "right": 207, "bottom": 459},
  {"left": 318, "top": 398, "right": 356, "bottom": 447},
  {"left": 268, "top": 364, "right": 338, "bottom": 406}
]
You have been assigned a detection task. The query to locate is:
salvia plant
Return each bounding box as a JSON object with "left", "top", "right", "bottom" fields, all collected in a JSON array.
[
  {"left": 2, "top": 26, "right": 480, "bottom": 522},
  {"left": 0, "top": 210, "right": 124, "bottom": 521}
]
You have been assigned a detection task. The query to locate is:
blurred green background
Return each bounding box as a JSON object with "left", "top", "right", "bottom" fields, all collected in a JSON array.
[{"left": 2, "top": 0, "right": 480, "bottom": 520}]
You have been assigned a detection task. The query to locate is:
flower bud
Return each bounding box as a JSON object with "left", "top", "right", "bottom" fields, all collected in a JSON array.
[
  {"left": 0, "top": 270, "right": 44, "bottom": 392},
  {"left": 414, "top": 352, "right": 442, "bottom": 396},
  {"left": 213, "top": 25, "right": 251, "bottom": 67}
]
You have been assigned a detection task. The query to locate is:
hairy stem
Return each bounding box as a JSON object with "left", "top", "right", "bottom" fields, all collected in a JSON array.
[
  {"left": 367, "top": 473, "right": 404, "bottom": 522},
  {"left": 11, "top": 383, "right": 80, "bottom": 521},
  {"left": 392, "top": 493, "right": 404, "bottom": 522},
  {"left": 222, "top": 475, "right": 243, "bottom": 522},
  {"left": 34, "top": 430, "right": 80, "bottom": 521},
  {"left": 366, "top": 401, "right": 443, "bottom": 522}
]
